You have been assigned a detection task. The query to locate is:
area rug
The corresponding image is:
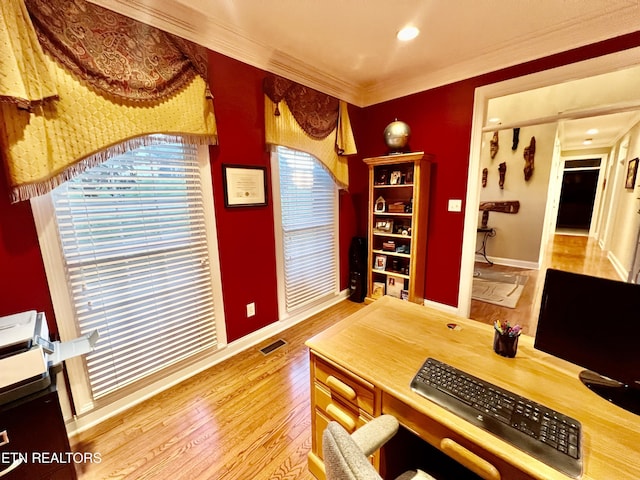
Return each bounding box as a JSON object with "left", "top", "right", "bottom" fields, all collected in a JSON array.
[{"left": 471, "top": 268, "right": 528, "bottom": 309}]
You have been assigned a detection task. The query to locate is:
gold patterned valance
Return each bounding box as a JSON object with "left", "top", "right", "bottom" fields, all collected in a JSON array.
[
  {"left": 0, "top": 0, "right": 58, "bottom": 109},
  {"left": 0, "top": 0, "right": 217, "bottom": 203},
  {"left": 1, "top": 56, "right": 216, "bottom": 203},
  {"left": 263, "top": 75, "right": 356, "bottom": 189}
]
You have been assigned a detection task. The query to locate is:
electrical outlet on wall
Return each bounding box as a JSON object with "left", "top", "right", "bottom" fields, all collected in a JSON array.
[{"left": 246, "top": 302, "right": 256, "bottom": 317}]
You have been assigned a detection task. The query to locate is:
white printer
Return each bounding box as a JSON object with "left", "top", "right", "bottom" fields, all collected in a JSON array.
[{"left": 0, "top": 310, "right": 98, "bottom": 405}]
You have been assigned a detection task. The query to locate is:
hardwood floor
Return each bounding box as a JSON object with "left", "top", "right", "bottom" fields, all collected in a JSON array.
[
  {"left": 72, "top": 234, "right": 618, "bottom": 479},
  {"left": 72, "top": 300, "right": 366, "bottom": 480},
  {"left": 470, "top": 233, "right": 620, "bottom": 335}
]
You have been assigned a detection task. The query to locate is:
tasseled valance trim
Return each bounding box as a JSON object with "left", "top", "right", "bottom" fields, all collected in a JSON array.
[{"left": 11, "top": 133, "right": 217, "bottom": 203}]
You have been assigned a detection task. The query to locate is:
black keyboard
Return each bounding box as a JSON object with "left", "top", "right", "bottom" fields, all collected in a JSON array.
[{"left": 410, "top": 358, "right": 582, "bottom": 478}]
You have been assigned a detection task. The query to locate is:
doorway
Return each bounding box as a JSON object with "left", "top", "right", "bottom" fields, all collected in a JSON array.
[
  {"left": 556, "top": 159, "right": 601, "bottom": 233},
  {"left": 458, "top": 46, "right": 640, "bottom": 318}
]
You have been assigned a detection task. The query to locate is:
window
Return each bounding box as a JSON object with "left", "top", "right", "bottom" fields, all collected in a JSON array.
[
  {"left": 271, "top": 146, "right": 339, "bottom": 317},
  {"left": 31, "top": 138, "right": 225, "bottom": 412}
]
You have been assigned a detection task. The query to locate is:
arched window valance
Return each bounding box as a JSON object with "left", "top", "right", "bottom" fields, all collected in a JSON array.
[
  {"left": 0, "top": 0, "right": 217, "bottom": 202},
  {"left": 263, "top": 74, "right": 356, "bottom": 189}
]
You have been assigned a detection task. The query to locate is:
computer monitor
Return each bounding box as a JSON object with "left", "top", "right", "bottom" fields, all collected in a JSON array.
[{"left": 534, "top": 268, "right": 640, "bottom": 415}]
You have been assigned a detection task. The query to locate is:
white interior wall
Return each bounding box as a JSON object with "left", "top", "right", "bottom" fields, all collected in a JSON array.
[
  {"left": 477, "top": 124, "right": 557, "bottom": 267},
  {"left": 607, "top": 121, "right": 640, "bottom": 277}
]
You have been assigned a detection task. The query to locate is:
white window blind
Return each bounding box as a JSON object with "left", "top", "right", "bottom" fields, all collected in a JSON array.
[
  {"left": 51, "top": 142, "right": 218, "bottom": 399},
  {"left": 275, "top": 147, "right": 338, "bottom": 312}
]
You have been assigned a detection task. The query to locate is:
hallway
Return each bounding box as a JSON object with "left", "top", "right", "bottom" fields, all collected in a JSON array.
[{"left": 469, "top": 234, "right": 620, "bottom": 335}]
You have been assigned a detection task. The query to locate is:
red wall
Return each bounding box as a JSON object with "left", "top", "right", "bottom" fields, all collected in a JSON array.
[
  {"left": 207, "top": 52, "right": 279, "bottom": 342},
  {"left": 356, "top": 82, "right": 474, "bottom": 306},
  {"left": 0, "top": 174, "right": 56, "bottom": 334},
  {"left": 355, "top": 31, "right": 640, "bottom": 307},
  {"left": 207, "top": 51, "right": 358, "bottom": 341},
  {"left": 1, "top": 32, "right": 639, "bottom": 340}
]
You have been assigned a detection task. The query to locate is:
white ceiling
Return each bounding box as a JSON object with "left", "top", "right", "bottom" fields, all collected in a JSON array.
[
  {"left": 486, "top": 63, "right": 640, "bottom": 150},
  {"left": 560, "top": 112, "right": 640, "bottom": 150},
  {"left": 91, "top": 0, "right": 640, "bottom": 151}
]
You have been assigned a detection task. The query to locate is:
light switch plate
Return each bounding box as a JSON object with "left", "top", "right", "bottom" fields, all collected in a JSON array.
[{"left": 448, "top": 199, "right": 462, "bottom": 212}]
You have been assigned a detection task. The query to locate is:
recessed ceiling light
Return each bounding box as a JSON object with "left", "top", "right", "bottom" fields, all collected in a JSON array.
[
  {"left": 586, "top": 128, "right": 599, "bottom": 135},
  {"left": 397, "top": 26, "right": 420, "bottom": 42},
  {"left": 583, "top": 138, "right": 593, "bottom": 145}
]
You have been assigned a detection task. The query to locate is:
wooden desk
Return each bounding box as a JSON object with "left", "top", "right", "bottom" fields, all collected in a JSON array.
[{"left": 306, "top": 296, "right": 639, "bottom": 480}]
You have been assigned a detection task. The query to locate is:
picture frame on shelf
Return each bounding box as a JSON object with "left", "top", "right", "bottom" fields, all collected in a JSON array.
[
  {"left": 386, "top": 275, "right": 404, "bottom": 298},
  {"left": 375, "top": 169, "right": 389, "bottom": 185},
  {"left": 374, "top": 219, "right": 394, "bottom": 233},
  {"left": 390, "top": 170, "right": 402, "bottom": 185},
  {"left": 371, "top": 282, "right": 385, "bottom": 299},
  {"left": 374, "top": 196, "right": 386, "bottom": 212},
  {"left": 374, "top": 255, "right": 387, "bottom": 271}
]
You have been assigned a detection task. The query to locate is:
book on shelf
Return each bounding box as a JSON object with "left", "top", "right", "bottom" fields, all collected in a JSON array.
[
  {"left": 386, "top": 275, "right": 404, "bottom": 298},
  {"left": 372, "top": 282, "right": 385, "bottom": 299}
]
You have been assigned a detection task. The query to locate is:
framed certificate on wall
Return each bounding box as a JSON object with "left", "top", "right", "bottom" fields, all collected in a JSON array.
[{"left": 223, "top": 164, "right": 268, "bottom": 207}]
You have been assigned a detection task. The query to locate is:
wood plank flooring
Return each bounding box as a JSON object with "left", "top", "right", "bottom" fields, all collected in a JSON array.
[
  {"left": 470, "top": 233, "right": 620, "bottom": 335},
  {"left": 72, "top": 300, "right": 365, "bottom": 480},
  {"left": 72, "top": 233, "right": 617, "bottom": 479}
]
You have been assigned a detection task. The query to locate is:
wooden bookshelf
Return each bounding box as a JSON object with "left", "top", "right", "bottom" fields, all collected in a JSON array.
[{"left": 363, "top": 152, "right": 432, "bottom": 304}]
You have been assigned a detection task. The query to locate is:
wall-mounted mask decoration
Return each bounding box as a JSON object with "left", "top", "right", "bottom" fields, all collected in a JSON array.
[
  {"left": 490, "top": 131, "right": 499, "bottom": 159},
  {"left": 524, "top": 136, "right": 536, "bottom": 181},
  {"left": 498, "top": 162, "right": 507, "bottom": 189},
  {"left": 479, "top": 200, "right": 521, "bottom": 227},
  {"left": 512, "top": 128, "right": 520, "bottom": 150}
]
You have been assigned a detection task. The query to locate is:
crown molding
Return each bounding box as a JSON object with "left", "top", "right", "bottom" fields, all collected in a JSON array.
[
  {"left": 89, "top": 0, "right": 639, "bottom": 108},
  {"left": 88, "top": 0, "right": 364, "bottom": 105}
]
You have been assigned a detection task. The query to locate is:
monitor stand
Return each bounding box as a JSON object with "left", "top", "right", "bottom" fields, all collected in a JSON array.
[{"left": 579, "top": 370, "right": 640, "bottom": 416}]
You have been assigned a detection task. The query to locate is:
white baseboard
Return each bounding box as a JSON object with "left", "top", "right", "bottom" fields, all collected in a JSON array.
[
  {"left": 476, "top": 256, "right": 539, "bottom": 270},
  {"left": 423, "top": 298, "right": 460, "bottom": 316},
  {"left": 67, "top": 290, "right": 349, "bottom": 436},
  {"left": 607, "top": 251, "right": 628, "bottom": 281}
]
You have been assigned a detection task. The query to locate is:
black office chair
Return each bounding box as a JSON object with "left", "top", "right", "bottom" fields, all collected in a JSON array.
[{"left": 322, "top": 415, "right": 436, "bottom": 480}]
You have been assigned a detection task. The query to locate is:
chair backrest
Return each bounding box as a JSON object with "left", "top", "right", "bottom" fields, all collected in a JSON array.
[{"left": 322, "top": 421, "right": 383, "bottom": 480}]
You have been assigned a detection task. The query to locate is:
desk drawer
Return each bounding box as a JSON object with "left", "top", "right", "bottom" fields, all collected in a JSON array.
[
  {"left": 314, "top": 357, "right": 374, "bottom": 415},
  {"left": 383, "top": 393, "right": 535, "bottom": 480},
  {"left": 315, "top": 383, "right": 361, "bottom": 433},
  {"left": 314, "top": 407, "right": 370, "bottom": 461}
]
